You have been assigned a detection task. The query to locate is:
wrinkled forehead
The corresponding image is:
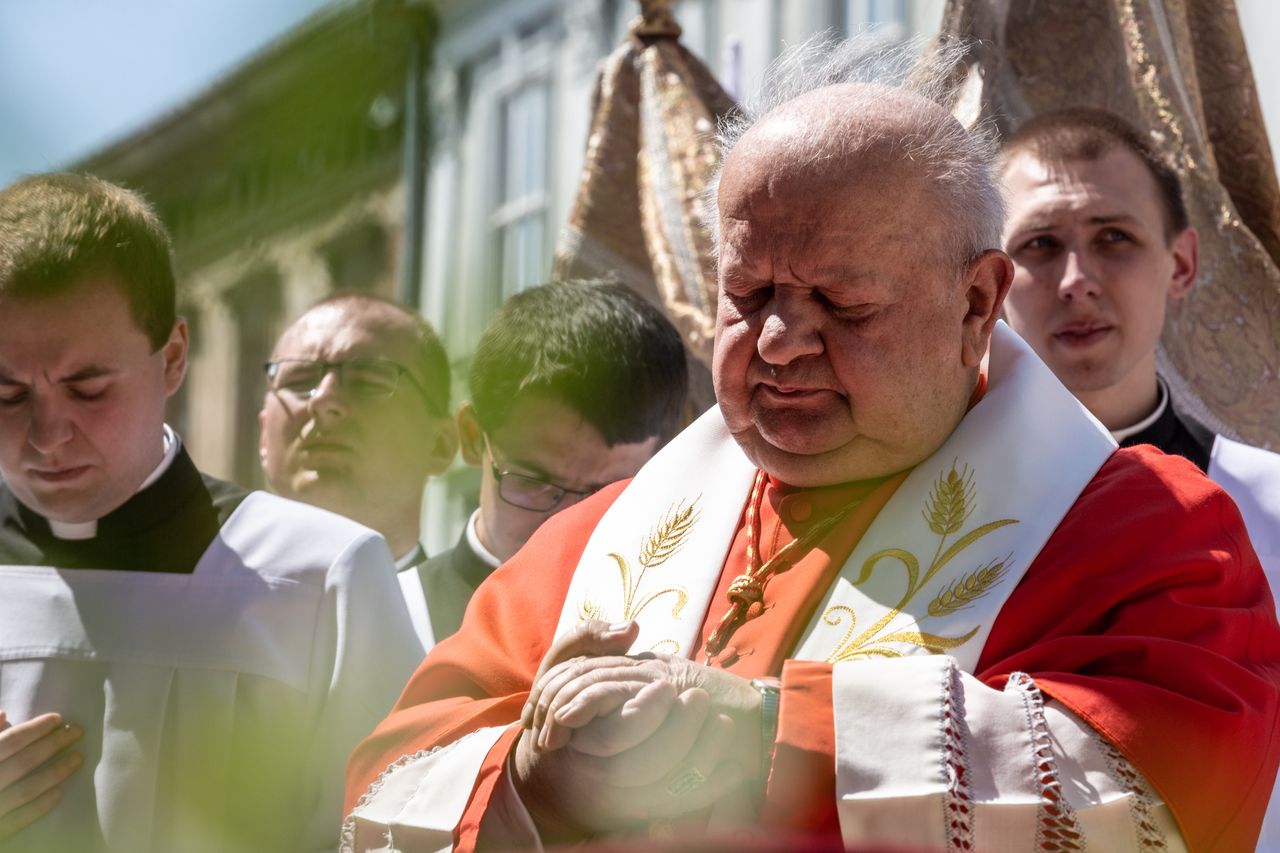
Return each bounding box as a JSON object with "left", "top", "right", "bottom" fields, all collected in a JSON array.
[
  {"left": 718, "top": 138, "right": 948, "bottom": 264},
  {"left": 720, "top": 90, "right": 949, "bottom": 224},
  {"left": 272, "top": 303, "right": 418, "bottom": 363}
]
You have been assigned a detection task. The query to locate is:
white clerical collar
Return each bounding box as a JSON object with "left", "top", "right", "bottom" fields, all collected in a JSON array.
[
  {"left": 1109, "top": 379, "right": 1169, "bottom": 444},
  {"left": 395, "top": 543, "right": 427, "bottom": 572},
  {"left": 47, "top": 425, "right": 180, "bottom": 541},
  {"left": 465, "top": 510, "right": 503, "bottom": 570}
]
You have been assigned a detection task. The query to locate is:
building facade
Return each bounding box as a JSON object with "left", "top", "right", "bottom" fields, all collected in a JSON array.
[
  {"left": 416, "top": 0, "right": 947, "bottom": 551},
  {"left": 77, "top": 0, "right": 429, "bottom": 489}
]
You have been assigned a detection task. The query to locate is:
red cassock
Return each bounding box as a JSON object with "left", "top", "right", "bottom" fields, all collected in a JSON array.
[{"left": 346, "top": 446, "right": 1280, "bottom": 852}]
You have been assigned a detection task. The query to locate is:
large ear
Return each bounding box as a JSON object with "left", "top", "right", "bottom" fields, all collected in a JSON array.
[
  {"left": 162, "top": 317, "right": 189, "bottom": 396},
  {"left": 959, "top": 250, "right": 1014, "bottom": 368},
  {"left": 1167, "top": 226, "right": 1198, "bottom": 301},
  {"left": 456, "top": 402, "right": 484, "bottom": 467},
  {"left": 424, "top": 410, "right": 459, "bottom": 474}
]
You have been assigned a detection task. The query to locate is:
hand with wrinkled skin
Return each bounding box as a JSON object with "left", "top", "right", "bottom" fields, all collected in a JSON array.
[
  {"left": 519, "top": 619, "right": 642, "bottom": 734},
  {"left": 0, "top": 710, "right": 84, "bottom": 840},
  {"left": 526, "top": 649, "right": 764, "bottom": 778},
  {"left": 510, "top": 620, "right": 759, "bottom": 842},
  {"left": 513, "top": 685, "right": 744, "bottom": 842}
]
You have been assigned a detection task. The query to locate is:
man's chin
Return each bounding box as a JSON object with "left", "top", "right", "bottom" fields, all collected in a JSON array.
[
  {"left": 749, "top": 404, "right": 850, "bottom": 447},
  {"left": 17, "top": 482, "right": 117, "bottom": 525},
  {"left": 734, "top": 431, "right": 877, "bottom": 488},
  {"left": 287, "top": 471, "right": 354, "bottom": 504},
  {"left": 1050, "top": 362, "right": 1123, "bottom": 396}
]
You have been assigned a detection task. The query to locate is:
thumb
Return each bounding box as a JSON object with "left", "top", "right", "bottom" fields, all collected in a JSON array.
[{"left": 522, "top": 620, "right": 639, "bottom": 728}]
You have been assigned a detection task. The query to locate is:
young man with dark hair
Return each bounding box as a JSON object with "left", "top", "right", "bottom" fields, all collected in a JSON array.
[
  {"left": 411, "top": 279, "right": 687, "bottom": 642},
  {"left": 1000, "top": 107, "right": 1280, "bottom": 843},
  {"left": 1001, "top": 106, "right": 1278, "bottom": 572},
  {"left": 0, "top": 173, "right": 422, "bottom": 850},
  {"left": 260, "top": 293, "right": 457, "bottom": 647}
]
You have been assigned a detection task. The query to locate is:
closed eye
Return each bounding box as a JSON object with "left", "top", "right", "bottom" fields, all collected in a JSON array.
[
  {"left": 727, "top": 284, "right": 772, "bottom": 311},
  {"left": 0, "top": 386, "right": 28, "bottom": 406},
  {"left": 67, "top": 380, "right": 110, "bottom": 401}
]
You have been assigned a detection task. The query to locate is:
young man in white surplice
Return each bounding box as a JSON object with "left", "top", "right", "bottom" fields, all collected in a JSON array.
[{"left": 0, "top": 173, "right": 423, "bottom": 851}]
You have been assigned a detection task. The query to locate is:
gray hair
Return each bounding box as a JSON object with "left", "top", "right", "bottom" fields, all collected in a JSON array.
[{"left": 705, "top": 34, "right": 1004, "bottom": 272}]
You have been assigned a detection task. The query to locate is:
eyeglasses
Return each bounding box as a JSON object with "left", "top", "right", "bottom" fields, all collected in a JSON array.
[
  {"left": 264, "top": 357, "right": 445, "bottom": 415},
  {"left": 483, "top": 434, "right": 594, "bottom": 512}
]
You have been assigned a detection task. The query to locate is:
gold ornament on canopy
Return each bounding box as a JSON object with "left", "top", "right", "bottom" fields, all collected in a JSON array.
[
  {"left": 933, "top": 0, "right": 1280, "bottom": 448},
  {"left": 553, "top": 0, "right": 736, "bottom": 410}
]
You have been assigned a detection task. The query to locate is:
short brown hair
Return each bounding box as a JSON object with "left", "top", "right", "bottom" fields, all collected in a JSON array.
[
  {"left": 0, "top": 173, "right": 177, "bottom": 349},
  {"left": 1002, "top": 108, "right": 1189, "bottom": 238},
  {"left": 469, "top": 280, "right": 687, "bottom": 445}
]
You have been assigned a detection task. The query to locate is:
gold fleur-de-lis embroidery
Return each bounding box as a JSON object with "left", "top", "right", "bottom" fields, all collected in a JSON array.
[
  {"left": 824, "top": 463, "right": 1017, "bottom": 663},
  {"left": 579, "top": 498, "right": 700, "bottom": 651}
]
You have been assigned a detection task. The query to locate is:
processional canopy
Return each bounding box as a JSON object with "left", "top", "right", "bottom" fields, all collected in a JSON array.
[{"left": 556, "top": 0, "right": 1280, "bottom": 446}]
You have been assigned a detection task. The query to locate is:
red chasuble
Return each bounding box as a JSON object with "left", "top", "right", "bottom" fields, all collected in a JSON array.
[{"left": 346, "top": 446, "right": 1280, "bottom": 852}]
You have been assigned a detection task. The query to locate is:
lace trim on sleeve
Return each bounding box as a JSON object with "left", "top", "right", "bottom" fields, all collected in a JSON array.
[
  {"left": 1007, "top": 672, "right": 1085, "bottom": 852},
  {"left": 940, "top": 660, "right": 976, "bottom": 851},
  {"left": 338, "top": 735, "right": 468, "bottom": 853},
  {"left": 1098, "top": 739, "right": 1169, "bottom": 850}
]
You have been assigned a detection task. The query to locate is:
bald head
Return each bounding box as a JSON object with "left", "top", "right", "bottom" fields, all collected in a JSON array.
[
  {"left": 272, "top": 294, "right": 449, "bottom": 411},
  {"left": 745, "top": 82, "right": 953, "bottom": 159},
  {"left": 716, "top": 80, "right": 1002, "bottom": 274},
  {"left": 709, "top": 40, "right": 1013, "bottom": 487}
]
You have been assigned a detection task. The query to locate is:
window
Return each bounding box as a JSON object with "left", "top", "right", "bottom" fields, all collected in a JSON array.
[
  {"left": 844, "top": 0, "right": 908, "bottom": 39},
  {"left": 492, "top": 77, "right": 551, "bottom": 298}
]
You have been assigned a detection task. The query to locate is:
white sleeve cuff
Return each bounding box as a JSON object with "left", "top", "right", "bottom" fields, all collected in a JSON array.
[
  {"left": 831, "top": 655, "right": 1185, "bottom": 852},
  {"left": 340, "top": 726, "right": 509, "bottom": 853}
]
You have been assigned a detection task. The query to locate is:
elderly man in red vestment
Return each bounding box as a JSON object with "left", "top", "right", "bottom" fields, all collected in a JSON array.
[{"left": 343, "top": 40, "right": 1280, "bottom": 853}]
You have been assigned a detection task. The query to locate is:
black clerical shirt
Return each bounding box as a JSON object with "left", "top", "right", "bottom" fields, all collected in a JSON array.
[
  {"left": 0, "top": 448, "right": 248, "bottom": 573},
  {"left": 1115, "top": 379, "right": 1217, "bottom": 473}
]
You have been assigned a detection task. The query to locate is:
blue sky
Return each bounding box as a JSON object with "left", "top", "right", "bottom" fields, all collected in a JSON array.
[
  {"left": 2, "top": 1, "right": 1277, "bottom": 188},
  {"left": 0, "top": 0, "right": 336, "bottom": 184}
]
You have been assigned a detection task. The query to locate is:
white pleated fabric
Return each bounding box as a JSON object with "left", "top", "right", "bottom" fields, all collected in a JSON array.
[
  {"left": 832, "top": 656, "right": 1184, "bottom": 851},
  {"left": 0, "top": 493, "right": 424, "bottom": 852}
]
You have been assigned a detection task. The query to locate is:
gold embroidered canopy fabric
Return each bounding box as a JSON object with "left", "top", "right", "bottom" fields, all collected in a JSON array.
[
  {"left": 553, "top": 2, "right": 736, "bottom": 410},
  {"left": 935, "top": 0, "right": 1280, "bottom": 448}
]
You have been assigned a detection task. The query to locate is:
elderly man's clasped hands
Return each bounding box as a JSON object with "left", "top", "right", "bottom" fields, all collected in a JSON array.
[{"left": 512, "top": 619, "right": 764, "bottom": 841}]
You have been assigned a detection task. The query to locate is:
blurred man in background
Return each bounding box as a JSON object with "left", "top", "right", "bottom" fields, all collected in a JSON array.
[
  {"left": 418, "top": 280, "right": 688, "bottom": 642},
  {"left": 260, "top": 293, "right": 456, "bottom": 646},
  {"left": 0, "top": 173, "right": 421, "bottom": 850}
]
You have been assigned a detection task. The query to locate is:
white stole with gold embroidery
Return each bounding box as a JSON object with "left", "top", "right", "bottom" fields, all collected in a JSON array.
[
  {"left": 343, "top": 324, "right": 1133, "bottom": 853},
  {"left": 554, "top": 323, "right": 1117, "bottom": 669},
  {"left": 551, "top": 324, "right": 1188, "bottom": 849}
]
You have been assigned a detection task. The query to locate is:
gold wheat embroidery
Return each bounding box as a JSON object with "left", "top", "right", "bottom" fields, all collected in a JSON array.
[
  {"left": 579, "top": 498, "right": 700, "bottom": 647},
  {"left": 824, "top": 462, "right": 1017, "bottom": 663}
]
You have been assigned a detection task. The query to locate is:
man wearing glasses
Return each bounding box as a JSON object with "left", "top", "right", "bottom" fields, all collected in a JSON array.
[
  {"left": 419, "top": 280, "right": 688, "bottom": 642},
  {"left": 260, "top": 292, "right": 457, "bottom": 646}
]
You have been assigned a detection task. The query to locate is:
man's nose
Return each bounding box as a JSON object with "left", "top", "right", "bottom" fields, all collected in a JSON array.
[
  {"left": 1057, "top": 249, "right": 1101, "bottom": 302},
  {"left": 27, "top": 395, "right": 74, "bottom": 454},
  {"left": 757, "top": 287, "right": 826, "bottom": 364},
  {"left": 306, "top": 370, "right": 350, "bottom": 421}
]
